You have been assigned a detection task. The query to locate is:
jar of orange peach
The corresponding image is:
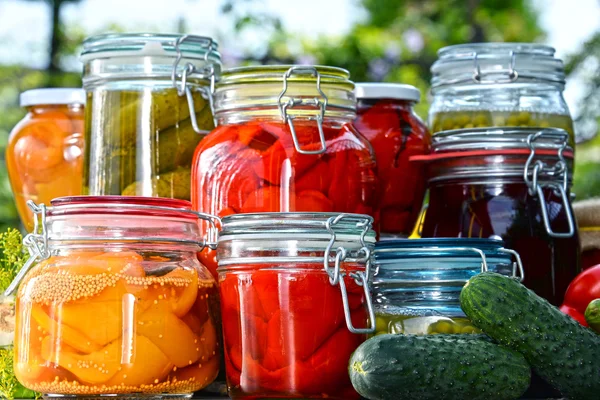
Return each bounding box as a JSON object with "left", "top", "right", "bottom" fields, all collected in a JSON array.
[
  {"left": 6, "top": 88, "right": 85, "bottom": 231},
  {"left": 5, "top": 196, "right": 221, "bottom": 399}
]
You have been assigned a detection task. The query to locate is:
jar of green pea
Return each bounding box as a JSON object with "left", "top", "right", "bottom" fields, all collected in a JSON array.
[
  {"left": 371, "top": 238, "right": 523, "bottom": 335},
  {"left": 429, "top": 43, "right": 574, "bottom": 146}
]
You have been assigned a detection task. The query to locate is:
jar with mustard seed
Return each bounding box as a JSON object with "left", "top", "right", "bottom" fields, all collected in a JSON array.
[{"left": 6, "top": 196, "right": 220, "bottom": 399}]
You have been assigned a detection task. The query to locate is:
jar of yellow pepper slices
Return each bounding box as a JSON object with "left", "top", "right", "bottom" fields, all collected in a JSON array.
[{"left": 6, "top": 196, "right": 221, "bottom": 399}]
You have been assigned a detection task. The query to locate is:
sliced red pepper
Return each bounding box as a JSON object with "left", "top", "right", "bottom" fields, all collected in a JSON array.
[
  {"left": 295, "top": 160, "right": 331, "bottom": 193},
  {"left": 380, "top": 208, "right": 412, "bottom": 234},
  {"left": 252, "top": 270, "right": 280, "bottom": 321},
  {"left": 296, "top": 190, "right": 334, "bottom": 212},
  {"left": 238, "top": 123, "right": 277, "bottom": 151},
  {"left": 328, "top": 149, "right": 377, "bottom": 213},
  {"left": 242, "top": 186, "right": 292, "bottom": 213}
]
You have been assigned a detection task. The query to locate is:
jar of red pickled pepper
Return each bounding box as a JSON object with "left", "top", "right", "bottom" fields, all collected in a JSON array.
[
  {"left": 6, "top": 88, "right": 85, "bottom": 231},
  {"left": 414, "top": 127, "right": 580, "bottom": 306},
  {"left": 5, "top": 196, "right": 221, "bottom": 399},
  {"left": 192, "top": 65, "right": 378, "bottom": 278},
  {"left": 354, "top": 83, "right": 430, "bottom": 237},
  {"left": 216, "top": 213, "right": 376, "bottom": 399}
]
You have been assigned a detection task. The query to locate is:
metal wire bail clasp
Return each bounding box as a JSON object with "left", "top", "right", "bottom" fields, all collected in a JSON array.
[
  {"left": 523, "top": 130, "right": 575, "bottom": 238},
  {"left": 324, "top": 214, "right": 375, "bottom": 334},
  {"left": 171, "top": 35, "right": 217, "bottom": 133},
  {"left": 472, "top": 50, "right": 519, "bottom": 84},
  {"left": 498, "top": 248, "right": 525, "bottom": 282},
  {"left": 277, "top": 66, "right": 329, "bottom": 155},
  {"left": 195, "top": 212, "right": 221, "bottom": 251},
  {"left": 4, "top": 201, "right": 50, "bottom": 297}
]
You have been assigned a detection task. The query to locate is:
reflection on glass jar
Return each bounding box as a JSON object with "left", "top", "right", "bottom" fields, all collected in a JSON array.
[
  {"left": 429, "top": 43, "right": 574, "bottom": 145},
  {"left": 371, "top": 238, "right": 522, "bottom": 336},
  {"left": 6, "top": 89, "right": 85, "bottom": 231},
  {"left": 10, "top": 197, "right": 220, "bottom": 398},
  {"left": 81, "top": 34, "right": 221, "bottom": 199},
  {"left": 193, "top": 66, "right": 378, "bottom": 278},
  {"left": 415, "top": 127, "right": 580, "bottom": 306},
  {"left": 354, "top": 83, "right": 430, "bottom": 237},
  {"left": 217, "top": 213, "right": 376, "bottom": 399}
]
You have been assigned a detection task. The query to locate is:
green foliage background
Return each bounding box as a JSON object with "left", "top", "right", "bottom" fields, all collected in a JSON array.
[{"left": 0, "top": 0, "right": 599, "bottom": 230}]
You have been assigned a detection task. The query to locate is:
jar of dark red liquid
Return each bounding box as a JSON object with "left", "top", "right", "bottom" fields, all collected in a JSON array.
[
  {"left": 354, "top": 83, "right": 430, "bottom": 237},
  {"left": 192, "top": 66, "right": 378, "bottom": 277},
  {"left": 573, "top": 198, "right": 600, "bottom": 269},
  {"left": 415, "top": 127, "right": 580, "bottom": 306},
  {"left": 217, "top": 213, "right": 376, "bottom": 399}
]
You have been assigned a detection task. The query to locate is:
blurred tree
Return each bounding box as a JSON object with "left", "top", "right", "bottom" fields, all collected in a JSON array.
[
  {"left": 24, "top": 0, "right": 84, "bottom": 75},
  {"left": 566, "top": 31, "right": 600, "bottom": 200},
  {"left": 225, "top": 0, "right": 544, "bottom": 118}
]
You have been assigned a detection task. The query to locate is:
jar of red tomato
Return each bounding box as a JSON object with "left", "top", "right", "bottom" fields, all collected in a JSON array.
[
  {"left": 415, "top": 127, "right": 580, "bottom": 306},
  {"left": 217, "top": 213, "right": 376, "bottom": 399},
  {"left": 354, "top": 83, "right": 430, "bottom": 237},
  {"left": 192, "top": 66, "right": 378, "bottom": 277}
]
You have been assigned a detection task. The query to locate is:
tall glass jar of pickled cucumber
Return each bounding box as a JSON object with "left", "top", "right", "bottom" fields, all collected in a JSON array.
[
  {"left": 81, "top": 34, "right": 221, "bottom": 199},
  {"left": 6, "top": 196, "right": 221, "bottom": 399},
  {"left": 429, "top": 43, "right": 574, "bottom": 145},
  {"left": 371, "top": 238, "right": 523, "bottom": 335}
]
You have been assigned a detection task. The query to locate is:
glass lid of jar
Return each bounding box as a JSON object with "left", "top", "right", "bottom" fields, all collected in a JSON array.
[
  {"left": 219, "top": 212, "right": 375, "bottom": 243},
  {"left": 3, "top": 196, "right": 220, "bottom": 297},
  {"left": 431, "top": 43, "right": 565, "bottom": 88},
  {"left": 372, "top": 237, "right": 524, "bottom": 285},
  {"left": 80, "top": 33, "right": 221, "bottom": 62},
  {"left": 214, "top": 65, "right": 356, "bottom": 116},
  {"left": 430, "top": 127, "right": 573, "bottom": 154}
]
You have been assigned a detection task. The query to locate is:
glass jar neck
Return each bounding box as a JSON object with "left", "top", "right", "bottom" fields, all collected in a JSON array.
[
  {"left": 214, "top": 65, "right": 356, "bottom": 125},
  {"left": 28, "top": 104, "right": 83, "bottom": 115},
  {"left": 217, "top": 213, "right": 375, "bottom": 268},
  {"left": 431, "top": 43, "right": 566, "bottom": 89},
  {"left": 356, "top": 98, "right": 415, "bottom": 112}
]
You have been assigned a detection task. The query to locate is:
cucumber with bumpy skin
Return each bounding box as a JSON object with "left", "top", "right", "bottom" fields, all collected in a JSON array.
[
  {"left": 460, "top": 272, "right": 600, "bottom": 400},
  {"left": 348, "top": 333, "right": 530, "bottom": 400}
]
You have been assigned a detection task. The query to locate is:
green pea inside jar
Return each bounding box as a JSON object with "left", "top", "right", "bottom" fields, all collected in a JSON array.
[
  {"left": 371, "top": 238, "right": 524, "bottom": 336},
  {"left": 374, "top": 313, "right": 480, "bottom": 336},
  {"left": 431, "top": 110, "right": 574, "bottom": 144}
]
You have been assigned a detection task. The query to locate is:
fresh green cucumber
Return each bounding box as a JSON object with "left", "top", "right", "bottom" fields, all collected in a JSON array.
[
  {"left": 348, "top": 334, "right": 530, "bottom": 400},
  {"left": 460, "top": 272, "right": 600, "bottom": 400},
  {"left": 585, "top": 298, "right": 600, "bottom": 333}
]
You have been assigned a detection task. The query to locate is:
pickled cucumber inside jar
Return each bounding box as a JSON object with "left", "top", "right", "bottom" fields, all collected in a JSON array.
[
  {"left": 14, "top": 250, "right": 220, "bottom": 396},
  {"left": 374, "top": 312, "right": 480, "bottom": 336},
  {"left": 84, "top": 87, "right": 214, "bottom": 200},
  {"left": 431, "top": 110, "right": 574, "bottom": 145}
]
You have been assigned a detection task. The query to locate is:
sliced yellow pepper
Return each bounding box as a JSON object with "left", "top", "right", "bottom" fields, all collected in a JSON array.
[
  {"left": 31, "top": 304, "right": 101, "bottom": 354},
  {"left": 146, "top": 268, "right": 198, "bottom": 317},
  {"left": 173, "top": 354, "right": 219, "bottom": 387},
  {"left": 137, "top": 302, "right": 202, "bottom": 368},
  {"left": 105, "top": 336, "right": 172, "bottom": 387}
]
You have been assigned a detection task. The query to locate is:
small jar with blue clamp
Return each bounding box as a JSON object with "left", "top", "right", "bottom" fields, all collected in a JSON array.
[{"left": 370, "top": 238, "right": 523, "bottom": 336}]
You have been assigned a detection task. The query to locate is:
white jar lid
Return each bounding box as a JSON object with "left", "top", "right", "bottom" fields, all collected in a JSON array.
[
  {"left": 20, "top": 88, "right": 86, "bottom": 107},
  {"left": 355, "top": 82, "right": 420, "bottom": 102}
]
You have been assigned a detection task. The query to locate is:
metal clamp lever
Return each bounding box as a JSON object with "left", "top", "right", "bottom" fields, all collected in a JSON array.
[
  {"left": 324, "top": 214, "right": 375, "bottom": 334},
  {"left": 4, "top": 201, "right": 50, "bottom": 297},
  {"left": 524, "top": 130, "right": 575, "bottom": 238},
  {"left": 171, "top": 35, "right": 217, "bottom": 133},
  {"left": 277, "top": 66, "right": 328, "bottom": 155}
]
